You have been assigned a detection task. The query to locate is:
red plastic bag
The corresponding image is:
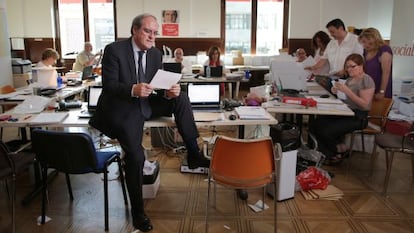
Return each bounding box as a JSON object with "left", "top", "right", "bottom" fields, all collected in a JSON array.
[{"left": 296, "top": 166, "right": 330, "bottom": 191}]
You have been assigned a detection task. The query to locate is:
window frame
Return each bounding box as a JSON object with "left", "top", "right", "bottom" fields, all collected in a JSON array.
[
  {"left": 53, "top": 0, "right": 117, "bottom": 58},
  {"left": 222, "top": 0, "right": 289, "bottom": 54}
]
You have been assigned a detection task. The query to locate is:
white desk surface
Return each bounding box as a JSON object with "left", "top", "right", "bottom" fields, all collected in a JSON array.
[
  {"left": 0, "top": 108, "right": 278, "bottom": 128},
  {"left": 180, "top": 76, "right": 247, "bottom": 83},
  {"left": 0, "top": 80, "right": 95, "bottom": 104},
  {"left": 264, "top": 81, "right": 354, "bottom": 116}
]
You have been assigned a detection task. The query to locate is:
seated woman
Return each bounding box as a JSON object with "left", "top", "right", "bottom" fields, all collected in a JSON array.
[
  {"left": 309, "top": 53, "right": 375, "bottom": 165},
  {"left": 202, "top": 46, "right": 226, "bottom": 94}
]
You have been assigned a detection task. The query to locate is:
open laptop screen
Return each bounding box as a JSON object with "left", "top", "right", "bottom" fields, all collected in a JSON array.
[
  {"left": 87, "top": 86, "right": 102, "bottom": 111},
  {"left": 203, "top": 66, "right": 223, "bottom": 77},
  {"left": 163, "top": 62, "right": 182, "bottom": 73},
  {"left": 187, "top": 83, "right": 221, "bottom": 110}
]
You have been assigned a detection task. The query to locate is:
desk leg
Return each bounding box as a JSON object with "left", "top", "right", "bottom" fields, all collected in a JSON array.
[
  {"left": 235, "top": 81, "right": 240, "bottom": 99},
  {"left": 236, "top": 125, "right": 248, "bottom": 200},
  {"left": 227, "top": 83, "right": 233, "bottom": 99},
  {"left": 22, "top": 165, "right": 59, "bottom": 206}
]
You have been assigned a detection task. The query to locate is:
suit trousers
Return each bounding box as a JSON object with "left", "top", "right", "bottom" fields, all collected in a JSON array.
[{"left": 119, "top": 91, "right": 199, "bottom": 219}]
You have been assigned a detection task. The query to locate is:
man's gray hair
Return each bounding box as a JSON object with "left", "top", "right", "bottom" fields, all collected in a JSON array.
[{"left": 130, "top": 13, "right": 157, "bottom": 35}]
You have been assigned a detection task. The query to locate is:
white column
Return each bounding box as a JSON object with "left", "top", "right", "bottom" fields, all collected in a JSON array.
[{"left": 0, "top": 0, "right": 12, "bottom": 87}]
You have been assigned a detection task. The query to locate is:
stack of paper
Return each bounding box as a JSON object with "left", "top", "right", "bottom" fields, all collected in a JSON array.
[
  {"left": 300, "top": 185, "right": 344, "bottom": 201},
  {"left": 235, "top": 106, "right": 270, "bottom": 119}
]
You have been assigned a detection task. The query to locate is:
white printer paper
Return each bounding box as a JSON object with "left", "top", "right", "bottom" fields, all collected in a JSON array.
[{"left": 149, "top": 69, "right": 181, "bottom": 89}]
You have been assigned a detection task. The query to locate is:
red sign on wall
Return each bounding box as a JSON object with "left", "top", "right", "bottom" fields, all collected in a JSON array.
[{"left": 162, "top": 24, "right": 179, "bottom": 36}]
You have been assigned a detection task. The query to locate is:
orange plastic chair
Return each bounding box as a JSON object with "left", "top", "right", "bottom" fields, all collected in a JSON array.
[
  {"left": 205, "top": 135, "right": 280, "bottom": 233},
  {"left": 0, "top": 85, "right": 17, "bottom": 112}
]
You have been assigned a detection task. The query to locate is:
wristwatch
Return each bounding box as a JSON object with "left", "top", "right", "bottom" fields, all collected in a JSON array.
[{"left": 379, "top": 90, "right": 385, "bottom": 94}]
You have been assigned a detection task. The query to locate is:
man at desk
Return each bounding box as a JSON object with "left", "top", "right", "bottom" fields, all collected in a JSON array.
[
  {"left": 72, "top": 42, "right": 102, "bottom": 72},
  {"left": 89, "top": 13, "right": 209, "bottom": 232},
  {"left": 166, "top": 47, "right": 192, "bottom": 74}
]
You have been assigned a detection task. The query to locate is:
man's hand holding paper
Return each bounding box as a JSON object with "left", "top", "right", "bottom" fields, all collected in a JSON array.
[
  {"left": 166, "top": 83, "right": 181, "bottom": 98},
  {"left": 149, "top": 69, "right": 181, "bottom": 89}
]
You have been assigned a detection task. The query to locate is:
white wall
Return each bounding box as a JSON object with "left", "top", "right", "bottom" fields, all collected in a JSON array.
[
  {"left": 6, "top": 0, "right": 393, "bottom": 40},
  {"left": 0, "top": 0, "right": 12, "bottom": 86},
  {"left": 289, "top": 0, "right": 393, "bottom": 39},
  {"left": 116, "top": 0, "right": 221, "bottom": 38},
  {"left": 7, "top": 0, "right": 54, "bottom": 37},
  {"left": 389, "top": 0, "right": 414, "bottom": 94}
]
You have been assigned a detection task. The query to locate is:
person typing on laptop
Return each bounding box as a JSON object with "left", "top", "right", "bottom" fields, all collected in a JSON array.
[
  {"left": 89, "top": 13, "right": 209, "bottom": 232},
  {"left": 201, "top": 46, "right": 226, "bottom": 93}
]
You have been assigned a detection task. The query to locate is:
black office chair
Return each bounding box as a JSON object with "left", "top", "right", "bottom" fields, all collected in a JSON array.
[
  {"left": 0, "top": 140, "right": 35, "bottom": 233},
  {"left": 31, "top": 129, "right": 128, "bottom": 231}
]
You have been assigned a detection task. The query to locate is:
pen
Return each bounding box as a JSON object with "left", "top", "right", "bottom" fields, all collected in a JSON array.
[{"left": 23, "top": 115, "right": 32, "bottom": 120}]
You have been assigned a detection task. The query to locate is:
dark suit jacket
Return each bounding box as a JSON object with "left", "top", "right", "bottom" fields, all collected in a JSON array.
[{"left": 89, "top": 38, "right": 162, "bottom": 138}]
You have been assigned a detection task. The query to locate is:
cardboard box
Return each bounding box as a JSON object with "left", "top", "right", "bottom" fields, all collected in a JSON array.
[
  {"left": 232, "top": 57, "right": 244, "bottom": 65},
  {"left": 13, "top": 73, "right": 32, "bottom": 88}
]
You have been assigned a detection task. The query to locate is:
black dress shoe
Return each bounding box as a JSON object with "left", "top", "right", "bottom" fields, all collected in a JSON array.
[
  {"left": 133, "top": 216, "right": 153, "bottom": 232},
  {"left": 187, "top": 156, "right": 210, "bottom": 169}
]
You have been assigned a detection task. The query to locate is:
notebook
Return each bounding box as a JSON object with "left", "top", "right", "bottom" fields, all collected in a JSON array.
[
  {"left": 163, "top": 62, "right": 182, "bottom": 73},
  {"left": 204, "top": 66, "right": 223, "bottom": 77},
  {"left": 187, "top": 83, "right": 221, "bottom": 112},
  {"left": 78, "top": 86, "right": 102, "bottom": 118}
]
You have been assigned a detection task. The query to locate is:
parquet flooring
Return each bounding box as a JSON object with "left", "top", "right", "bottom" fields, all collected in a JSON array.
[{"left": 1, "top": 125, "right": 414, "bottom": 233}]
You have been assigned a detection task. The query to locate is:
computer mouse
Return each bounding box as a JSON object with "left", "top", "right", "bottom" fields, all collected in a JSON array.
[
  {"left": 320, "top": 94, "right": 330, "bottom": 98},
  {"left": 228, "top": 114, "right": 237, "bottom": 121}
]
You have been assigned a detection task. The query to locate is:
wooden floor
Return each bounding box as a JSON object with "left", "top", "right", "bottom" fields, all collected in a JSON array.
[{"left": 1, "top": 125, "right": 414, "bottom": 233}]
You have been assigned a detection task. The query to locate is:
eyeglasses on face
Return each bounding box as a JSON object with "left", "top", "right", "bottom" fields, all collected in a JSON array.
[
  {"left": 142, "top": 28, "right": 159, "bottom": 36},
  {"left": 345, "top": 64, "right": 359, "bottom": 70}
]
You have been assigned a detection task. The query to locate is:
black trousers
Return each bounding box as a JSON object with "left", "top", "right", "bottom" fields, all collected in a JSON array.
[
  {"left": 309, "top": 109, "right": 368, "bottom": 159},
  {"left": 118, "top": 92, "right": 198, "bottom": 219}
]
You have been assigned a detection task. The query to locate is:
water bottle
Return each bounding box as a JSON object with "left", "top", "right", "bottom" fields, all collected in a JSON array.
[
  {"left": 206, "top": 66, "right": 211, "bottom": 77},
  {"left": 57, "top": 75, "right": 63, "bottom": 87},
  {"left": 244, "top": 69, "right": 251, "bottom": 79}
]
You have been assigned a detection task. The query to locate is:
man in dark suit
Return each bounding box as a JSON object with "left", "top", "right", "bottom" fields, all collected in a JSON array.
[{"left": 89, "top": 13, "right": 209, "bottom": 232}]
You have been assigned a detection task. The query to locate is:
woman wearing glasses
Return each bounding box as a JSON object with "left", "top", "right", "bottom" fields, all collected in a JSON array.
[{"left": 310, "top": 53, "right": 375, "bottom": 165}]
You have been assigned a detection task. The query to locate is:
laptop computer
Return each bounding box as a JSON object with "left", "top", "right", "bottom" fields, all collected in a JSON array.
[
  {"left": 163, "top": 62, "right": 182, "bottom": 73},
  {"left": 187, "top": 83, "right": 221, "bottom": 112},
  {"left": 78, "top": 86, "right": 102, "bottom": 118},
  {"left": 204, "top": 66, "right": 223, "bottom": 77},
  {"left": 81, "top": 66, "right": 98, "bottom": 80}
]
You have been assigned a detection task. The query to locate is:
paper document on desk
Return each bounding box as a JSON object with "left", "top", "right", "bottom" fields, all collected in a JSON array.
[
  {"left": 193, "top": 112, "right": 223, "bottom": 122},
  {"left": 11, "top": 95, "right": 51, "bottom": 114},
  {"left": 317, "top": 103, "right": 350, "bottom": 111},
  {"left": 29, "top": 112, "right": 69, "bottom": 125},
  {"left": 235, "top": 106, "right": 270, "bottom": 119},
  {"left": 311, "top": 97, "right": 344, "bottom": 104},
  {"left": 149, "top": 69, "right": 181, "bottom": 89}
]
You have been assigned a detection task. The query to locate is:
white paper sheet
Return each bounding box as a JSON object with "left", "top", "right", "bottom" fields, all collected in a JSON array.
[{"left": 149, "top": 69, "right": 181, "bottom": 89}]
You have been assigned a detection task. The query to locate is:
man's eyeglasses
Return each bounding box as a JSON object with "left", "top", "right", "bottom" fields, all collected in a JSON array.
[{"left": 142, "top": 28, "right": 159, "bottom": 36}]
